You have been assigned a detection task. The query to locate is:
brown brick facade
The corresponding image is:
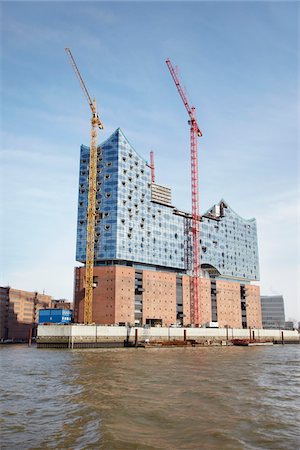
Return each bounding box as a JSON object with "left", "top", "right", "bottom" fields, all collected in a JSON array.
[
  {"left": 216, "top": 280, "right": 242, "bottom": 328},
  {"left": 199, "top": 277, "right": 212, "bottom": 325},
  {"left": 74, "top": 266, "right": 262, "bottom": 328},
  {"left": 182, "top": 276, "right": 191, "bottom": 326},
  {"left": 142, "top": 270, "right": 176, "bottom": 326},
  {"left": 245, "top": 284, "right": 262, "bottom": 328},
  {"left": 0, "top": 287, "right": 52, "bottom": 341},
  {"left": 115, "top": 266, "right": 135, "bottom": 324}
]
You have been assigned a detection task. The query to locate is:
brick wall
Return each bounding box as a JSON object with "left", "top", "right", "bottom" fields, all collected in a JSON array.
[
  {"left": 216, "top": 280, "right": 242, "bottom": 328},
  {"left": 142, "top": 270, "right": 176, "bottom": 326},
  {"left": 246, "top": 285, "right": 262, "bottom": 328},
  {"left": 0, "top": 287, "right": 52, "bottom": 340},
  {"left": 73, "top": 266, "right": 262, "bottom": 329}
]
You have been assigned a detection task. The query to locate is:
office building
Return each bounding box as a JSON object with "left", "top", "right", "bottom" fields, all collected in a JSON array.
[
  {"left": 284, "top": 321, "right": 294, "bottom": 330},
  {"left": 261, "top": 295, "right": 285, "bottom": 329},
  {"left": 0, "top": 287, "right": 52, "bottom": 341}
]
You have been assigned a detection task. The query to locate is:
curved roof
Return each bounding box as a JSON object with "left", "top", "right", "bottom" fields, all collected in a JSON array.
[{"left": 203, "top": 199, "right": 256, "bottom": 223}]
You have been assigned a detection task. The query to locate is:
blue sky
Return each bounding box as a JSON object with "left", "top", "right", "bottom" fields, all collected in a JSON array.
[{"left": 1, "top": 1, "right": 299, "bottom": 320}]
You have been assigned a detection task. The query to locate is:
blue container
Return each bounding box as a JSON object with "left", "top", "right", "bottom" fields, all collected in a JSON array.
[{"left": 38, "top": 309, "right": 72, "bottom": 324}]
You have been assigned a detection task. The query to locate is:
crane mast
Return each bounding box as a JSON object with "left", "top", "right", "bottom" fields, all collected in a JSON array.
[
  {"left": 66, "top": 48, "right": 104, "bottom": 324},
  {"left": 150, "top": 150, "right": 155, "bottom": 183},
  {"left": 166, "top": 59, "right": 202, "bottom": 326}
]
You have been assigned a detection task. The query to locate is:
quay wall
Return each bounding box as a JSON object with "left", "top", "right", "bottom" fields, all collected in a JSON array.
[{"left": 37, "top": 325, "right": 299, "bottom": 347}]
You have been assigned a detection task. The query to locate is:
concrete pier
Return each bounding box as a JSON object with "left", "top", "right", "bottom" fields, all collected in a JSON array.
[{"left": 36, "top": 325, "right": 299, "bottom": 348}]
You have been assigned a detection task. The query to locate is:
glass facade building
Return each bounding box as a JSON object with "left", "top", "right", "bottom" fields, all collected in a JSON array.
[
  {"left": 200, "top": 202, "right": 259, "bottom": 281},
  {"left": 261, "top": 295, "right": 285, "bottom": 329},
  {"left": 76, "top": 129, "right": 260, "bottom": 283}
]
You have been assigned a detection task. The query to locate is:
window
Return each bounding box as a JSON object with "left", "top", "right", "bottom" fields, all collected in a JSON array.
[
  {"left": 105, "top": 174, "right": 110, "bottom": 180},
  {"left": 105, "top": 193, "right": 111, "bottom": 198},
  {"left": 106, "top": 162, "right": 112, "bottom": 167},
  {"left": 104, "top": 225, "right": 110, "bottom": 231}
]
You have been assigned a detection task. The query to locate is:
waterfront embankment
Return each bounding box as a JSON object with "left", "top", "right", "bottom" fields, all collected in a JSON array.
[{"left": 36, "top": 324, "right": 299, "bottom": 348}]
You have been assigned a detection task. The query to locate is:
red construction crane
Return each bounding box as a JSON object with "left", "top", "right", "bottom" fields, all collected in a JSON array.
[
  {"left": 166, "top": 59, "right": 202, "bottom": 326},
  {"left": 150, "top": 150, "right": 155, "bottom": 183}
]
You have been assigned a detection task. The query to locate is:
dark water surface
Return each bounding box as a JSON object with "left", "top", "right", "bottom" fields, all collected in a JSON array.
[{"left": 0, "top": 345, "right": 299, "bottom": 449}]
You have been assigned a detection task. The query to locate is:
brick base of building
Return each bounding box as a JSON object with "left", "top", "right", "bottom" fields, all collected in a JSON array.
[{"left": 74, "top": 266, "right": 262, "bottom": 328}]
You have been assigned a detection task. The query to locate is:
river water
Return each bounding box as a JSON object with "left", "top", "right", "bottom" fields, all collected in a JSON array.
[{"left": 0, "top": 345, "right": 299, "bottom": 449}]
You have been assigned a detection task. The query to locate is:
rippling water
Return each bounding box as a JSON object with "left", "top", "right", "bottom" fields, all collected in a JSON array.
[{"left": 1, "top": 345, "right": 299, "bottom": 449}]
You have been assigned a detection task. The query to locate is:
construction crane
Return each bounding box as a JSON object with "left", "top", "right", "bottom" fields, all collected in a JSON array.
[
  {"left": 166, "top": 59, "right": 202, "bottom": 326},
  {"left": 65, "top": 48, "right": 104, "bottom": 324},
  {"left": 150, "top": 150, "right": 155, "bottom": 183},
  {"left": 146, "top": 150, "right": 155, "bottom": 183}
]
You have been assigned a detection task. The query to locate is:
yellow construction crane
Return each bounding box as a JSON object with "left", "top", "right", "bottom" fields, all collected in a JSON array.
[{"left": 65, "top": 48, "right": 104, "bottom": 324}]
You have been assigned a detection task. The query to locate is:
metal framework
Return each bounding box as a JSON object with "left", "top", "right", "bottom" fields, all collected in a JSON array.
[
  {"left": 166, "top": 59, "right": 202, "bottom": 325},
  {"left": 66, "top": 48, "right": 104, "bottom": 324},
  {"left": 150, "top": 150, "right": 155, "bottom": 183}
]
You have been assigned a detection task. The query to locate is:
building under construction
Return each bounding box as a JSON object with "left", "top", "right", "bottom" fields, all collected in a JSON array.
[
  {"left": 74, "top": 128, "right": 261, "bottom": 328},
  {"left": 66, "top": 52, "right": 261, "bottom": 329}
]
